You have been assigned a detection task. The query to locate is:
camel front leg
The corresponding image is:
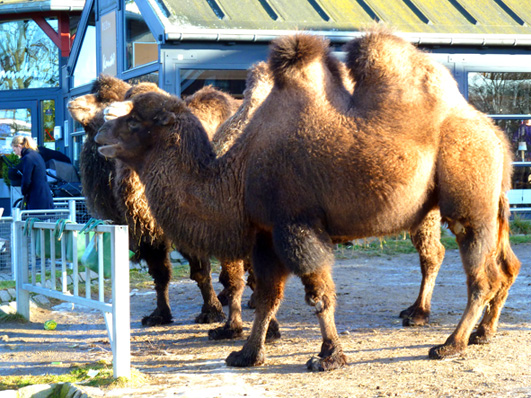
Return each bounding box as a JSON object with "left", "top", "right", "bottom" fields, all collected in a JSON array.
[
  {"left": 226, "top": 233, "right": 288, "bottom": 367},
  {"left": 401, "top": 209, "right": 444, "bottom": 326},
  {"left": 301, "top": 266, "right": 347, "bottom": 371}
]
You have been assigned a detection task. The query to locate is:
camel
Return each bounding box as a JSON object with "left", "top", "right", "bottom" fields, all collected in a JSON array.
[
  {"left": 94, "top": 30, "right": 520, "bottom": 371},
  {"left": 68, "top": 76, "right": 238, "bottom": 326}
]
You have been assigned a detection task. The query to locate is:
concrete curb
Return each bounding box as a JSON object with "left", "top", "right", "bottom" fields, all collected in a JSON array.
[{"left": 0, "top": 383, "right": 94, "bottom": 398}]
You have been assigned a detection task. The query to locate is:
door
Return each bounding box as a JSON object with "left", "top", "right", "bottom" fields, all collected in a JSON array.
[{"left": 0, "top": 101, "right": 38, "bottom": 215}]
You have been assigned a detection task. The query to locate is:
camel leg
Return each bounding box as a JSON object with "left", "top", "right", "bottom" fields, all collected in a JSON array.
[
  {"left": 429, "top": 224, "right": 501, "bottom": 359},
  {"left": 217, "top": 258, "right": 256, "bottom": 309},
  {"left": 183, "top": 253, "right": 225, "bottom": 324},
  {"left": 226, "top": 233, "right": 289, "bottom": 367},
  {"left": 302, "top": 266, "right": 348, "bottom": 371},
  {"left": 244, "top": 259, "right": 257, "bottom": 309},
  {"left": 140, "top": 241, "right": 174, "bottom": 326},
  {"left": 209, "top": 260, "right": 246, "bottom": 339},
  {"left": 401, "top": 209, "right": 445, "bottom": 326},
  {"left": 469, "top": 242, "right": 520, "bottom": 345}
]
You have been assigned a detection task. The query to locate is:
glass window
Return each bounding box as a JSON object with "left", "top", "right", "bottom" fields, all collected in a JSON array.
[
  {"left": 496, "top": 118, "right": 531, "bottom": 162},
  {"left": 71, "top": 133, "right": 85, "bottom": 172},
  {"left": 125, "top": 0, "right": 158, "bottom": 70},
  {"left": 42, "top": 100, "right": 56, "bottom": 149},
  {"left": 126, "top": 71, "right": 159, "bottom": 85},
  {"left": 0, "top": 108, "right": 32, "bottom": 153},
  {"left": 73, "top": 7, "right": 97, "bottom": 88},
  {"left": 180, "top": 69, "right": 247, "bottom": 98},
  {"left": 0, "top": 19, "right": 59, "bottom": 90},
  {"left": 468, "top": 72, "right": 531, "bottom": 115}
]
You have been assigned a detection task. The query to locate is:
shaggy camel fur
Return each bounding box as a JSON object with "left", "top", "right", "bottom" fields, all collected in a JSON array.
[
  {"left": 100, "top": 65, "right": 274, "bottom": 340},
  {"left": 95, "top": 31, "right": 519, "bottom": 370},
  {"left": 214, "top": 61, "right": 444, "bottom": 328},
  {"left": 69, "top": 76, "right": 233, "bottom": 326}
]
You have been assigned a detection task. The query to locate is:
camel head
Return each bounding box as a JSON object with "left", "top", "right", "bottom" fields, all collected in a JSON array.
[
  {"left": 68, "top": 75, "right": 131, "bottom": 138},
  {"left": 95, "top": 91, "right": 187, "bottom": 165}
]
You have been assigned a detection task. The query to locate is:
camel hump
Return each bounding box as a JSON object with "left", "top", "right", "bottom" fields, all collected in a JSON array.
[
  {"left": 92, "top": 74, "right": 131, "bottom": 102},
  {"left": 268, "top": 34, "right": 330, "bottom": 87}
]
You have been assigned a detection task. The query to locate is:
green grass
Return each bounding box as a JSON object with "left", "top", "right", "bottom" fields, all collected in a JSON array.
[
  {"left": 335, "top": 229, "right": 531, "bottom": 259},
  {"left": 0, "top": 360, "right": 148, "bottom": 391},
  {"left": 511, "top": 214, "right": 531, "bottom": 235},
  {"left": 0, "top": 311, "right": 27, "bottom": 323}
]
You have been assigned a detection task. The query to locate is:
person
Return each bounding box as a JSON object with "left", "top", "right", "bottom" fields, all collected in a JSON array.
[
  {"left": 514, "top": 119, "right": 531, "bottom": 161},
  {"left": 11, "top": 135, "right": 54, "bottom": 210}
]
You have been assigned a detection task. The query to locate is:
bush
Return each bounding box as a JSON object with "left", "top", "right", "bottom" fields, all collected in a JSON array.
[{"left": 1, "top": 153, "right": 20, "bottom": 187}]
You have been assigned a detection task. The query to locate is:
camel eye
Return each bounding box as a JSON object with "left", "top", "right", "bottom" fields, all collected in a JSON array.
[{"left": 128, "top": 118, "right": 142, "bottom": 130}]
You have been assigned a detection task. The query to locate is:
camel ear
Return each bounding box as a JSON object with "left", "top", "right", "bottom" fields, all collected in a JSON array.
[{"left": 154, "top": 109, "right": 176, "bottom": 126}]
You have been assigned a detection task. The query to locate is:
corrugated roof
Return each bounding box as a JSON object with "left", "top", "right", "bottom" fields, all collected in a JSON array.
[{"left": 157, "top": 0, "right": 531, "bottom": 44}]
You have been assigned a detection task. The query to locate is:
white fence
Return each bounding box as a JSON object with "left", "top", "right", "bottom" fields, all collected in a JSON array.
[{"left": 14, "top": 219, "right": 131, "bottom": 378}]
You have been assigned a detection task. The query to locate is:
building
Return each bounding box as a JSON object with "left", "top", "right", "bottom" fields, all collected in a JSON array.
[{"left": 1, "top": 0, "right": 531, "bottom": 208}]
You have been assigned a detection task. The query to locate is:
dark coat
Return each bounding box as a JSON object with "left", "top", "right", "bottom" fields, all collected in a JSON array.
[{"left": 16, "top": 148, "right": 54, "bottom": 210}]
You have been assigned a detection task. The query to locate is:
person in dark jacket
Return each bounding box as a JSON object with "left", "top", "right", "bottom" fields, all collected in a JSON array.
[{"left": 11, "top": 135, "right": 54, "bottom": 210}]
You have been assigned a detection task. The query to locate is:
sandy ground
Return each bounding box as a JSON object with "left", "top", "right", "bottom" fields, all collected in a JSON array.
[{"left": 1, "top": 244, "right": 530, "bottom": 397}]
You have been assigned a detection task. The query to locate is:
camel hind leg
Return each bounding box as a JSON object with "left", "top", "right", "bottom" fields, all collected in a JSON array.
[
  {"left": 140, "top": 240, "right": 174, "bottom": 326},
  {"left": 429, "top": 218, "right": 503, "bottom": 359},
  {"left": 401, "top": 208, "right": 445, "bottom": 326},
  {"left": 185, "top": 254, "right": 225, "bottom": 324},
  {"left": 469, "top": 197, "right": 521, "bottom": 345},
  {"left": 209, "top": 259, "right": 246, "bottom": 339}
]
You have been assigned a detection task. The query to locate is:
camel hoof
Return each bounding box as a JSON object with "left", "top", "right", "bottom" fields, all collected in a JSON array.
[
  {"left": 208, "top": 325, "right": 243, "bottom": 340},
  {"left": 265, "top": 320, "right": 281, "bottom": 343},
  {"left": 141, "top": 313, "right": 173, "bottom": 327},
  {"left": 402, "top": 315, "right": 429, "bottom": 327},
  {"left": 428, "top": 344, "right": 465, "bottom": 360},
  {"left": 468, "top": 331, "right": 492, "bottom": 345},
  {"left": 306, "top": 352, "right": 347, "bottom": 372},
  {"left": 399, "top": 306, "right": 429, "bottom": 326},
  {"left": 195, "top": 309, "right": 226, "bottom": 324},
  {"left": 226, "top": 349, "right": 264, "bottom": 367}
]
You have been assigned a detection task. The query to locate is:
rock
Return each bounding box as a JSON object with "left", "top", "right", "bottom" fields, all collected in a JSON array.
[
  {"left": 32, "top": 294, "right": 51, "bottom": 306},
  {"left": 0, "top": 289, "right": 11, "bottom": 302},
  {"left": 17, "top": 384, "right": 55, "bottom": 398}
]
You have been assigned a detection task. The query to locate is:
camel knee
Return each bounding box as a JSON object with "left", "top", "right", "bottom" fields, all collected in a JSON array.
[{"left": 300, "top": 271, "right": 336, "bottom": 314}]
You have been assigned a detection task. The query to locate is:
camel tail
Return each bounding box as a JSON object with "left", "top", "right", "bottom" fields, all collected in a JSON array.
[
  {"left": 268, "top": 34, "right": 330, "bottom": 88},
  {"left": 496, "top": 193, "right": 520, "bottom": 278}
]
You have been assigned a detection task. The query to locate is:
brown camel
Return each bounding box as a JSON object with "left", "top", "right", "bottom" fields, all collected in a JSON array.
[
  {"left": 94, "top": 30, "right": 519, "bottom": 371},
  {"left": 69, "top": 76, "right": 235, "bottom": 326}
]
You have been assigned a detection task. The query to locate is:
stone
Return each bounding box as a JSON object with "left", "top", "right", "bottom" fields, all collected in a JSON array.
[{"left": 0, "top": 289, "right": 11, "bottom": 302}]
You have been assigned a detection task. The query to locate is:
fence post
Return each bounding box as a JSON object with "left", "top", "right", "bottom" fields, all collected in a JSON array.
[
  {"left": 68, "top": 199, "right": 76, "bottom": 222},
  {"left": 15, "top": 221, "right": 30, "bottom": 320},
  {"left": 10, "top": 207, "right": 21, "bottom": 279},
  {"left": 111, "top": 225, "right": 131, "bottom": 378}
]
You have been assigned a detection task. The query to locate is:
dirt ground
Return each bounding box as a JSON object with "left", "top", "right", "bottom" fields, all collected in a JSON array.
[{"left": 1, "top": 243, "right": 530, "bottom": 397}]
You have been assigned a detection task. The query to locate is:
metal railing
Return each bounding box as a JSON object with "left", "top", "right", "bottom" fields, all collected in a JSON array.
[
  {"left": 14, "top": 220, "right": 131, "bottom": 378},
  {"left": 0, "top": 197, "right": 88, "bottom": 274}
]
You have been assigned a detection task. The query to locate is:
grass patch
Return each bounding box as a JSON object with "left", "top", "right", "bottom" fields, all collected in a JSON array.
[
  {"left": 0, "top": 360, "right": 148, "bottom": 391},
  {"left": 0, "top": 311, "right": 27, "bottom": 323},
  {"left": 511, "top": 214, "right": 531, "bottom": 235},
  {"left": 335, "top": 229, "right": 531, "bottom": 259},
  {"left": 0, "top": 280, "right": 15, "bottom": 290}
]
